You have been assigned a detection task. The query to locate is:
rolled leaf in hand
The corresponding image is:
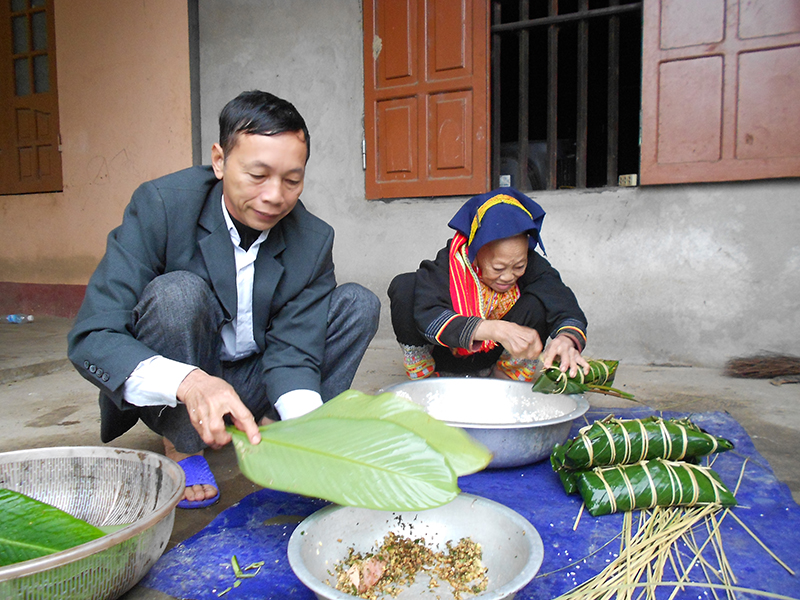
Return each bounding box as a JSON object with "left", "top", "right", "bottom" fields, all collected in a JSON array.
[{"left": 533, "top": 359, "right": 633, "bottom": 398}]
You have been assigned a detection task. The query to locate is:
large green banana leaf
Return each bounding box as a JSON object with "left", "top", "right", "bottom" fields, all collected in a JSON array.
[
  {"left": 230, "top": 391, "right": 492, "bottom": 511},
  {"left": 301, "top": 390, "right": 491, "bottom": 476},
  {"left": 0, "top": 487, "right": 105, "bottom": 567}
]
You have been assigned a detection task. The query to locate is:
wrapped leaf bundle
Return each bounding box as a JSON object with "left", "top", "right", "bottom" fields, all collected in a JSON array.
[
  {"left": 553, "top": 415, "right": 733, "bottom": 470},
  {"left": 575, "top": 458, "right": 737, "bottom": 516},
  {"left": 532, "top": 359, "right": 632, "bottom": 398},
  {"left": 551, "top": 416, "right": 734, "bottom": 494}
]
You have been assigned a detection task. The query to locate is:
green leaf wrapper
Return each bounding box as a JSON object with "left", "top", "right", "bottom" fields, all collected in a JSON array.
[
  {"left": 552, "top": 416, "right": 734, "bottom": 471},
  {"left": 533, "top": 359, "right": 633, "bottom": 398},
  {"left": 230, "top": 390, "right": 492, "bottom": 511},
  {"left": 0, "top": 487, "right": 106, "bottom": 567},
  {"left": 304, "top": 390, "right": 491, "bottom": 477},
  {"left": 574, "top": 458, "right": 737, "bottom": 516}
]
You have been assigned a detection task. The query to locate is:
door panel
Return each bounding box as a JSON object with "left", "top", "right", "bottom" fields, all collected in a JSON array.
[
  {"left": 364, "top": 0, "right": 489, "bottom": 199},
  {"left": 1, "top": 0, "right": 62, "bottom": 194},
  {"left": 641, "top": 0, "right": 800, "bottom": 185},
  {"left": 736, "top": 45, "right": 800, "bottom": 159},
  {"left": 656, "top": 57, "right": 723, "bottom": 164},
  {"left": 377, "top": 98, "right": 418, "bottom": 180},
  {"left": 429, "top": 90, "right": 472, "bottom": 176}
]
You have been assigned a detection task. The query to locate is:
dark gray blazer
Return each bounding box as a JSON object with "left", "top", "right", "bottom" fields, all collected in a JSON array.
[{"left": 67, "top": 166, "right": 336, "bottom": 442}]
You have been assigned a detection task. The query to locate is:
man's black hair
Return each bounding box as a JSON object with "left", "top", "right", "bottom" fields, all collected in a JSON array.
[{"left": 218, "top": 90, "right": 311, "bottom": 161}]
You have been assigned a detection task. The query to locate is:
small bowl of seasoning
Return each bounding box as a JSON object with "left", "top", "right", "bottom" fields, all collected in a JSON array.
[{"left": 287, "top": 493, "right": 543, "bottom": 600}]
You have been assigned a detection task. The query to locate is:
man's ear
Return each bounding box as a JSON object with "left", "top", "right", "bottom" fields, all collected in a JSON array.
[{"left": 211, "top": 143, "right": 225, "bottom": 180}]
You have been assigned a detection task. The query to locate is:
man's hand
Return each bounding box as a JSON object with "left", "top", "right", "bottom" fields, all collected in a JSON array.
[
  {"left": 540, "top": 334, "right": 589, "bottom": 378},
  {"left": 473, "top": 320, "right": 543, "bottom": 360},
  {"left": 176, "top": 369, "right": 262, "bottom": 449}
]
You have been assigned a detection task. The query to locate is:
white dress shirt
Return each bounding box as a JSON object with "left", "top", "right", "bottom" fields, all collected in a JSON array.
[{"left": 122, "top": 196, "right": 323, "bottom": 420}]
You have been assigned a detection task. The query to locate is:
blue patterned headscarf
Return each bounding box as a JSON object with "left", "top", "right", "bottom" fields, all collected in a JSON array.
[{"left": 448, "top": 187, "right": 546, "bottom": 262}]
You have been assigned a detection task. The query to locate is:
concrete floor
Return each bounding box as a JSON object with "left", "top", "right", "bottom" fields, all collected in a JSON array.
[{"left": 1, "top": 317, "right": 798, "bottom": 599}]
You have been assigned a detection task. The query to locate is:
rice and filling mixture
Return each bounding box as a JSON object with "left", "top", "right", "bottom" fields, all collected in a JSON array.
[
  {"left": 329, "top": 531, "right": 488, "bottom": 599},
  {"left": 390, "top": 389, "right": 567, "bottom": 425}
]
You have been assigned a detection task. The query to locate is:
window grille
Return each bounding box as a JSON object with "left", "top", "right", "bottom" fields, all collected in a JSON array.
[{"left": 491, "top": 0, "right": 642, "bottom": 190}]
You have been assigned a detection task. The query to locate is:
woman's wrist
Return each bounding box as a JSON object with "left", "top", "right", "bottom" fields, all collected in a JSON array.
[
  {"left": 472, "top": 318, "right": 490, "bottom": 343},
  {"left": 555, "top": 332, "right": 579, "bottom": 350}
]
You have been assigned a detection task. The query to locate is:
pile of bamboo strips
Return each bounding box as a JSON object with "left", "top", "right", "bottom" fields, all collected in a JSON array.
[{"left": 549, "top": 461, "right": 795, "bottom": 600}]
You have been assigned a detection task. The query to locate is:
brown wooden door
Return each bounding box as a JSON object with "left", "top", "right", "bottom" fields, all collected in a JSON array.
[
  {"left": 0, "top": 0, "right": 62, "bottom": 195},
  {"left": 364, "top": 0, "right": 490, "bottom": 199},
  {"left": 641, "top": 0, "right": 800, "bottom": 185}
]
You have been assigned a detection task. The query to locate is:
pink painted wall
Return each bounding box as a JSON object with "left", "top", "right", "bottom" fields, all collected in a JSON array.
[{"left": 0, "top": 0, "right": 192, "bottom": 311}]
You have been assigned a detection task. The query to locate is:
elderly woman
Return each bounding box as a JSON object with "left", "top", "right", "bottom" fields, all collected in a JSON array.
[{"left": 388, "top": 187, "right": 589, "bottom": 382}]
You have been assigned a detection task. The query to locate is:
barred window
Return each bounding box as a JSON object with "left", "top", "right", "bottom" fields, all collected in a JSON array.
[{"left": 492, "top": 0, "right": 642, "bottom": 191}]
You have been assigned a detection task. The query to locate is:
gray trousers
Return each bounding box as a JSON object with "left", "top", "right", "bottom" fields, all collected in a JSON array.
[{"left": 131, "top": 271, "right": 380, "bottom": 453}]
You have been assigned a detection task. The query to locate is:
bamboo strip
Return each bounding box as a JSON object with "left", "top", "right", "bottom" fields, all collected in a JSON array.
[
  {"left": 558, "top": 580, "right": 798, "bottom": 600},
  {"left": 733, "top": 458, "right": 749, "bottom": 497},
  {"left": 726, "top": 510, "right": 795, "bottom": 576},
  {"left": 573, "top": 501, "right": 585, "bottom": 531},
  {"left": 708, "top": 510, "right": 737, "bottom": 587},
  {"left": 535, "top": 530, "right": 623, "bottom": 579},
  {"left": 552, "top": 484, "right": 792, "bottom": 600},
  {"left": 555, "top": 505, "right": 720, "bottom": 600},
  {"left": 625, "top": 510, "right": 633, "bottom": 600},
  {"left": 665, "top": 507, "right": 724, "bottom": 600},
  {"left": 666, "top": 541, "right": 686, "bottom": 596},
  {"left": 685, "top": 519, "right": 724, "bottom": 580}
]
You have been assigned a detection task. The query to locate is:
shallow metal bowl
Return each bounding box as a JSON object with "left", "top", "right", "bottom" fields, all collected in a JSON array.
[
  {"left": 0, "top": 446, "right": 184, "bottom": 599},
  {"left": 382, "top": 378, "right": 589, "bottom": 468},
  {"left": 288, "top": 493, "right": 543, "bottom": 600}
]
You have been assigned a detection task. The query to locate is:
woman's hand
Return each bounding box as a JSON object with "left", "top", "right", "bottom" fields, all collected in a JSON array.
[
  {"left": 473, "top": 320, "right": 543, "bottom": 360},
  {"left": 541, "top": 334, "right": 589, "bottom": 378}
]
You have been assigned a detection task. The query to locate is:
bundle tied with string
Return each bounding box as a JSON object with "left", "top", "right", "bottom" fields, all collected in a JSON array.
[
  {"left": 532, "top": 359, "right": 634, "bottom": 398},
  {"left": 574, "top": 458, "right": 737, "bottom": 516},
  {"left": 551, "top": 416, "right": 736, "bottom": 515}
]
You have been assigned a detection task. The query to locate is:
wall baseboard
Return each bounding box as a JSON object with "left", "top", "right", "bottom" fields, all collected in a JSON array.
[{"left": 0, "top": 282, "right": 86, "bottom": 318}]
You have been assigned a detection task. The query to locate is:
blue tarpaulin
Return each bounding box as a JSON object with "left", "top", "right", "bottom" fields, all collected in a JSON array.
[{"left": 140, "top": 408, "right": 800, "bottom": 599}]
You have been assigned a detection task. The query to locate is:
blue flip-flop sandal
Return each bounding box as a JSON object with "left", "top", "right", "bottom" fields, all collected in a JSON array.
[{"left": 177, "top": 455, "right": 220, "bottom": 509}]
